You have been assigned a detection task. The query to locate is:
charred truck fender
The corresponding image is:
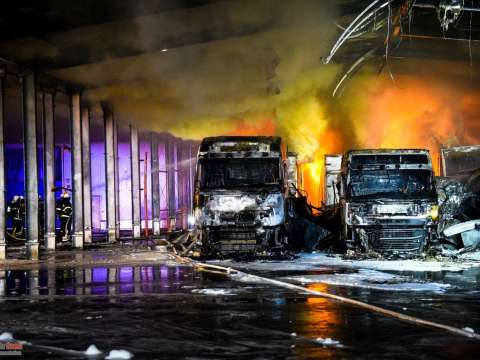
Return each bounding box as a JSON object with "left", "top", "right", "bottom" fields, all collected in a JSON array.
[
  {"left": 194, "top": 136, "right": 290, "bottom": 257},
  {"left": 339, "top": 149, "right": 438, "bottom": 256}
]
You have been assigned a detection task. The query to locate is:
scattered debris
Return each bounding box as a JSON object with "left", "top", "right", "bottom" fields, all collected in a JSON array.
[
  {"left": 436, "top": 145, "right": 480, "bottom": 253},
  {"left": 443, "top": 220, "right": 480, "bottom": 252}
]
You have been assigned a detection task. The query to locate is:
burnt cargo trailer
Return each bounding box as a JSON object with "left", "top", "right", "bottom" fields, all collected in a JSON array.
[
  {"left": 339, "top": 149, "right": 438, "bottom": 256},
  {"left": 193, "top": 136, "right": 294, "bottom": 257}
]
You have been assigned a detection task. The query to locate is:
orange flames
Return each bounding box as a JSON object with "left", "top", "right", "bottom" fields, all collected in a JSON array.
[
  {"left": 355, "top": 76, "right": 466, "bottom": 176},
  {"left": 231, "top": 75, "right": 480, "bottom": 206}
]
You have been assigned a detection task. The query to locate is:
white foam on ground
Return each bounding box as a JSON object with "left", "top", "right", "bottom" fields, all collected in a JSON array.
[
  {"left": 457, "top": 251, "right": 480, "bottom": 261},
  {"left": 315, "top": 337, "right": 343, "bottom": 348},
  {"left": 284, "top": 269, "right": 450, "bottom": 292},
  {"left": 105, "top": 349, "right": 133, "bottom": 360},
  {"left": 216, "top": 252, "right": 480, "bottom": 273},
  {"left": 85, "top": 344, "right": 102, "bottom": 356},
  {"left": 0, "top": 332, "right": 13, "bottom": 341},
  {"left": 191, "top": 288, "right": 237, "bottom": 296}
]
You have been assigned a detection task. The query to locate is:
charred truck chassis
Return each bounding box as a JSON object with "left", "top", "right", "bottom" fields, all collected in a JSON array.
[
  {"left": 340, "top": 149, "right": 438, "bottom": 256},
  {"left": 194, "top": 137, "right": 289, "bottom": 258}
]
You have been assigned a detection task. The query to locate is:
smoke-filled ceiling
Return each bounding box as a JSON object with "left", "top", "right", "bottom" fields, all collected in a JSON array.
[{"left": 1, "top": 0, "right": 480, "bottom": 204}]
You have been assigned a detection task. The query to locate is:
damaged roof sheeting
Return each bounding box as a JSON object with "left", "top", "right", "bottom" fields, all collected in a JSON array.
[{"left": 327, "top": 0, "right": 480, "bottom": 96}]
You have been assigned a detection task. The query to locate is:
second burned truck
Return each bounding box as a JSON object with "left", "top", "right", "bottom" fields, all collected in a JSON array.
[
  {"left": 193, "top": 136, "right": 296, "bottom": 257},
  {"left": 338, "top": 149, "right": 439, "bottom": 256}
]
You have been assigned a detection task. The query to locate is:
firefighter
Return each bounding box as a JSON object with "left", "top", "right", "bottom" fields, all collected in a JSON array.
[
  {"left": 56, "top": 192, "right": 72, "bottom": 241},
  {"left": 6, "top": 195, "right": 26, "bottom": 240}
]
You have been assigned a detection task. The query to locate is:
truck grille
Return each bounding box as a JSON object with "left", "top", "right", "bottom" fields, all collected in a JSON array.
[
  {"left": 368, "top": 228, "right": 426, "bottom": 254},
  {"left": 209, "top": 228, "right": 258, "bottom": 253},
  {"left": 220, "top": 211, "right": 257, "bottom": 224}
]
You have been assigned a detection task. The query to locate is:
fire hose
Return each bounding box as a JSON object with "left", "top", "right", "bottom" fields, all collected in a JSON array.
[{"left": 171, "top": 254, "right": 480, "bottom": 341}]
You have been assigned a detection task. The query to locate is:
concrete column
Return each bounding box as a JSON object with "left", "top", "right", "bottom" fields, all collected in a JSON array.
[
  {"left": 134, "top": 267, "right": 141, "bottom": 294},
  {"left": 0, "top": 271, "right": 5, "bottom": 297},
  {"left": 130, "top": 126, "right": 141, "bottom": 238},
  {"left": 81, "top": 107, "right": 92, "bottom": 243},
  {"left": 28, "top": 270, "right": 39, "bottom": 297},
  {"left": 114, "top": 121, "right": 120, "bottom": 239},
  {"left": 151, "top": 133, "right": 160, "bottom": 235},
  {"left": 48, "top": 267, "right": 56, "bottom": 300},
  {"left": 108, "top": 267, "right": 116, "bottom": 295},
  {"left": 43, "top": 93, "right": 56, "bottom": 250},
  {"left": 166, "top": 137, "right": 176, "bottom": 231},
  {"left": 104, "top": 109, "right": 117, "bottom": 242},
  {"left": 84, "top": 268, "right": 91, "bottom": 295},
  {"left": 71, "top": 93, "right": 83, "bottom": 248},
  {"left": 0, "top": 76, "right": 6, "bottom": 259},
  {"left": 75, "top": 268, "right": 84, "bottom": 297},
  {"left": 23, "top": 73, "right": 39, "bottom": 260}
]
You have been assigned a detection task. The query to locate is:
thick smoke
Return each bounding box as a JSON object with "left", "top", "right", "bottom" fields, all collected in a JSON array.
[
  {"left": 51, "top": 0, "right": 352, "bottom": 153},
  {"left": 47, "top": 0, "right": 480, "bottom": 203}
]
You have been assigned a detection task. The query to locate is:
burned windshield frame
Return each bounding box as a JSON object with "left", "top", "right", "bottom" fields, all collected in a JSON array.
[
  {"left": 347, "top": 168, "right": 436, "bottom": 199},
  {"left": 198, "top": 158, "right": 281, "bottom": 189},
  {"left": 350, "top": 154, "right": 429, "bottom": 167}
]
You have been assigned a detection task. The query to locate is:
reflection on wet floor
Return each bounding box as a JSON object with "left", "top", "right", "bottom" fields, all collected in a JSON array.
[
  {"left": 1, "top": 262, "right": 480, "bottom": 359},
  {"left": 0, "top": 265, "right": 196, "bottom": 297}
]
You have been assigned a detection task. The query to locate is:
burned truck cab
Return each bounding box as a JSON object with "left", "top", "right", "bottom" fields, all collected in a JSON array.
[
  {"left": 340, "top": 149, "right": 438, "bottom": 256},
  {"left": 194, "top": 136, "right": 288, "bottom": 257}
]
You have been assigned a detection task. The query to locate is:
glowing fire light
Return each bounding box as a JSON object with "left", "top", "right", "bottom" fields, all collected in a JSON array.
[{"left": 231, "top": 76, "right": 479, "bottom": 206}]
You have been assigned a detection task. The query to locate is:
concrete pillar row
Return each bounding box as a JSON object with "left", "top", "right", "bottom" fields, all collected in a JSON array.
[
  {"left": 81, "top": 106, "right": 92, "bottom": 244},
  {"left": 23, "top": 73, "right": 39, "bottom": 260},
  {"left": 104, "top": 108, "right": 117, "bottom": 242},
  {"left": 43, "top": 92, "right": 56, "bottom": 250},
  {"left": 130, "top": 125, "right": 141, "bottom": 238},
  {"left": 151, "top": 133, "right": 160, "bottom": 235},
  {"left": 71, "top": 93, "right": 83, "bottom": 248},
  {"left": 0, "top": 75, "right": 6, "bottom": 259}
]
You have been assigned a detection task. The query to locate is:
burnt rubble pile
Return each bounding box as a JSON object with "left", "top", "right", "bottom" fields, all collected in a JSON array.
[
  {"left": 286, "top": 193, "right": 340, "bottom": 252},
  {"left": 437, "top": 177, "right": 480, "bottom": 251}
]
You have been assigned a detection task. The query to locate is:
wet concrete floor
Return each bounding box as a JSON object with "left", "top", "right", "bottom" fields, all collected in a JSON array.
[{"left": 1, "top": 256, "right": 480, "bottom": 359}]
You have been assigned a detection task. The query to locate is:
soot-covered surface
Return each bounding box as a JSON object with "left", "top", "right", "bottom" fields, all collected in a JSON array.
[{"left": 1, "top": 256, "right": 480, "bottom": 359}]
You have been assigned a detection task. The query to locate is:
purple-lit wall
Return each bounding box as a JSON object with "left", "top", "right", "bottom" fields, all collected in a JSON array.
[
  {"left": 158, "top": 140, "right": 168, "bottom": 228},
  {"left": 1, "top": 75, "right": 199, "bottom": 236},
  {"left": 117, "top": 125, "right": 132, "bottom": 230},
  {"left": 139, "top": 132, "right": 152, "bottom": 229},
  {"left": 90, "top": 109, "right": 107, "bottom": 230}
]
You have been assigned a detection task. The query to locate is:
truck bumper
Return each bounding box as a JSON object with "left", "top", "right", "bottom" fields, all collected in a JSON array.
[
  {"left": 347, "top": 220, "right": 435, "bottom": 256},
  {"left": 200, "top": 225, "right": 285, "bottom": 257}
]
